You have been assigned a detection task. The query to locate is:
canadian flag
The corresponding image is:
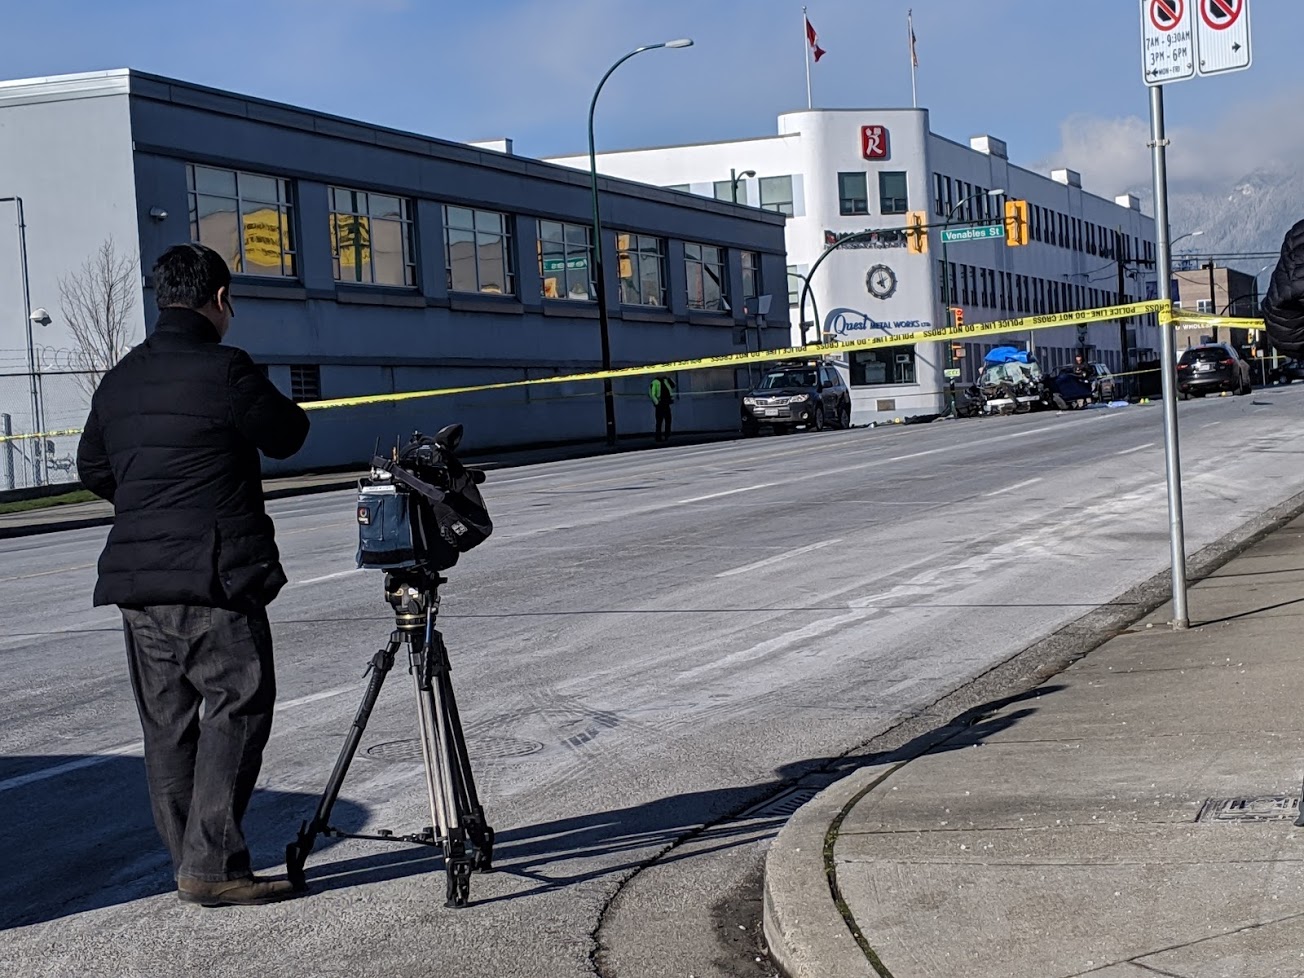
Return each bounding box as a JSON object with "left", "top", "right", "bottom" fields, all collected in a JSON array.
[{"left": 805, "top": 16, "right": 826, "bottom": 62}]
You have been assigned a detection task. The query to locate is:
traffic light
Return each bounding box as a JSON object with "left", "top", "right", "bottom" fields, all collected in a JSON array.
[
  {"left": 1004, "top": 198, "right": 1029, "bottom": 247},
  {"left": 950, "top": 306, "right": 964, "bottom": 329},
  {"left": 950, "top": 342, "right": 966, "bottom": 359},
  {"left": 905, "top": 210, "right": 928, "bottom": 255}
]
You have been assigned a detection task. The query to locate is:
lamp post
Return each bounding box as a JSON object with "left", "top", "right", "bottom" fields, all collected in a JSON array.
[
  {"left": 588, "top": 38, "right": 693, "bottom": 447},
  {"left": 730, "top": 168, "right": 755, "bottom": 204},
  {"left": 1, "top": 196, "right": 44, "bottom": 486}
]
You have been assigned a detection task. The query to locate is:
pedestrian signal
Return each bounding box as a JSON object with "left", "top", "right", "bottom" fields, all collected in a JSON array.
[
  {"left": 950, "top": 307, "right": 964, "bottom": 328},
  {"left": 1004, "top": 199, "right": 1029, "bottom": 247},
  {"left": 905, "top": 211, "right": 928, "bottom": 255}
]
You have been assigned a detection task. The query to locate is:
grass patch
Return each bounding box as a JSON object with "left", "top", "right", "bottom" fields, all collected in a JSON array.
[{"left": 0, "top": 489, "right": 98, "bottom": 515}]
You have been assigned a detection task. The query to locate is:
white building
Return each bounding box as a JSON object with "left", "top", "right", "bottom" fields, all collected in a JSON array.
[{"left": 550, "top": 109, "right": 1159, "bottom": 423}]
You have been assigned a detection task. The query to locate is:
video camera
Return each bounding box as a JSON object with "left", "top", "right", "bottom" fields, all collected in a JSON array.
[{"left": 356, "top": 424, "right": 492, "bottom": 572}]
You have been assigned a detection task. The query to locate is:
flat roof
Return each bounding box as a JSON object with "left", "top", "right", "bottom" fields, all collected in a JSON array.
[{"left": 0, "top": 68, "right": 785, "bottom": 226}]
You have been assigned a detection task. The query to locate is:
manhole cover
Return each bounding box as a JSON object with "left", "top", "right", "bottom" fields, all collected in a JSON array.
[
  {"left": 365, "top": 739, "right": 423, "bottom": 761},
  {"left": 738, "top": 786, "right": 820, "bottom": 821},
  {"left": 1197, "top": 795, "right": 1301, "bottom": 822},
  {"left": 364, "top": 736, "right": 544, "bottom": 761}
]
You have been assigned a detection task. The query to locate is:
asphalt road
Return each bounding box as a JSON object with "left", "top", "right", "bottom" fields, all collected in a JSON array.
[{"left": 4, "top": 389, "right": 1304, "bottom": 978}]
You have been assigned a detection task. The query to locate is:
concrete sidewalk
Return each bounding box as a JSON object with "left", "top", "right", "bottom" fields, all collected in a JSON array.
[
  {"left": 765, "top": 514, "right": 1304, "bottom": 978},
  {"left": 0, "top": 429, "right": 740, "bottom": 539}
]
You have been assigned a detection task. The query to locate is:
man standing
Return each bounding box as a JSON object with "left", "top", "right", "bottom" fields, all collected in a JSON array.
[
  {"left": 77, "top": 243, "right": 310, "bottom": 907},
  {"left": 649, "top": 374, "right": 676, "bottom": 443}
]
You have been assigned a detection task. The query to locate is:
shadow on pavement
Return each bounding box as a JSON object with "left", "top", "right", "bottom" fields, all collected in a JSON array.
[
  {"left": 305, "top": 683, "right": 1060, "bottom": 905},
  {"left": 0, "top": 755, "right": 366, "bottom": 930}
]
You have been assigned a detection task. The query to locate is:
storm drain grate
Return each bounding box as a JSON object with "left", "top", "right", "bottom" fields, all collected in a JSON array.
[
  {"left": 1197, "top": 795, "right": 1301, "bottom": 823},
  {"left": 738, "top": 786, "right": 821, "bottom": 821}
]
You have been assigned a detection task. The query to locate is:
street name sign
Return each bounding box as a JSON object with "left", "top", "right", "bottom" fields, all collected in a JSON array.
[
  {"left": 1141, "top": 0, "right": 1195, "bottom": 85},
  {"left": 1195, "top": 0, "right": 1251, "bottom": 75},
  {"left": 940, "top": 225, "right": 1005, "bottom": 244}
]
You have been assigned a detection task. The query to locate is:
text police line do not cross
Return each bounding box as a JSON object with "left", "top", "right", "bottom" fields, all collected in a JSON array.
[{"left": 1140, "top": 0, "right": 1250, "bottom": 85}]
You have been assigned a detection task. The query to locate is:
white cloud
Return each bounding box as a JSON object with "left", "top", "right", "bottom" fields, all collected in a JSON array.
[{"left": 1040, "top": 88, "right": 1304, "bottom": 198}]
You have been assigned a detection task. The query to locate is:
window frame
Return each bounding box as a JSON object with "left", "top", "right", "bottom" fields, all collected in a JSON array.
[
  {"left": 879, "top": 171, "right": 909, "bottom": 215},
  {"left": 758, "top": 175, "right": 795, "bottom": 216},
  {"left": 838, "top": 172, "right": 870, "bottom": 216},
  {"left": 187, "top": 163, "right": 297, "bottom": 279},
  {"left": 443, "top": 205, "right": 516, "bottom": 296},
  {"left": 849, "top": 346, "right": 917, "bottom": 387},
  {"left": 617, "top": 232, "right": 668, "bottom": 307},
  {"left": 328, "top": 187, "right": 417, "bottom": 288},
  {"left": 684, "top": 241, "right": 728, "bottom": 312},
  {"left": 537, "top": 219, "right": 595, "bottom": 301}
]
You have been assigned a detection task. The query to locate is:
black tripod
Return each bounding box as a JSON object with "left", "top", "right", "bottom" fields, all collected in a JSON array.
[{"left": 285, "top": 568, "right": 494, "bottom": 907}]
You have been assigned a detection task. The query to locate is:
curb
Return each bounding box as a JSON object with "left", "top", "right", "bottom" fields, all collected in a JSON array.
[{"left": 761, "top": 484, "right": 1304, "bottom": 978}]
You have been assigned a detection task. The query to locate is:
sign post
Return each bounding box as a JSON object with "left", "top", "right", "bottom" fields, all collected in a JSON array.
[{"left": 1138, "top": 0, "right": 1251, "bottom": 629}]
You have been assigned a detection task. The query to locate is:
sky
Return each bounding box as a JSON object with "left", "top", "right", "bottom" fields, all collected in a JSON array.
[{"left": 1, "top": 0, "right": 1301, "bottom": 200}]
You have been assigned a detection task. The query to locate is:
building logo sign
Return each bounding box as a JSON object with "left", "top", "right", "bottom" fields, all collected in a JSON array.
[
  {"left": 825, "top": 307, "right": 930, "bottom": 337},
  {"left": 861, "top": 125, "right": 889, "bottom": 160},
  {"left": 823, "top": 228, "right": 906, "bottom": 250}
]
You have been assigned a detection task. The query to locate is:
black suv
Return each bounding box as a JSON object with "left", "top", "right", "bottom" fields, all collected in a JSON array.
[
  {"left": 1177, "top": 343, "right": 1253, "bottom": 398},
  {"left": 741, "top": 361, "right": 851, "bottom": 435}
]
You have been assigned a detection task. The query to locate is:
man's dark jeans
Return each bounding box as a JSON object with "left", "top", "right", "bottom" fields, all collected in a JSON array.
[
  {"left": 655, "top": 403, "right": 673, "bottom": 441},
  {"left": 120, "top": 604, "right": 276, "bottom": 882}
]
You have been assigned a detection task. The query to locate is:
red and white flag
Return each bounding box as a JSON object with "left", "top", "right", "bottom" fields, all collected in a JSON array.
[{"left": 805, "top": 16, "right": 826, "bottom": 62}]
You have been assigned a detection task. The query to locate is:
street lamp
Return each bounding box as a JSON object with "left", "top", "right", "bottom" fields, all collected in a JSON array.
[
  {"left": 588, "top": 38, "right": 694, "bottom": 446},
  {"left": 730, "top": 168, "right": 755, "bottom": 204},
  {"left": 2, "top": 195, "right": 45, "bottom": 486}
]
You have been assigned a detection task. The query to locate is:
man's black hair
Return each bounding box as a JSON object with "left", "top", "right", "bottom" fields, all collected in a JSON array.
[{"left": 152, "top": 243, "right": 232, "bottom": 309}]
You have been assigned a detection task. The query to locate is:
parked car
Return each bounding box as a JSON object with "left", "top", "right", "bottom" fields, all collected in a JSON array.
[
  {"left": 741, "top": 360, "right": 851, "bottom": 435},
  {"left": 1055, "top": 362, "right": 1117, "bottom": 402},
  {"left": 1176, "top": 343, "right": 1253, "bottom": 397}
]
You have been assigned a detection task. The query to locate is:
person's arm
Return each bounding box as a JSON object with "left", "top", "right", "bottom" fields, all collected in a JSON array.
[
  {"left": 76, "top": 402, "right": 117, "bottom": 503},
  {"left": 1264, "top": 220, "right": 1304, "bottom": 356},
  {"left": 228, "top": 349, "right": 310, "bottom": 460}
]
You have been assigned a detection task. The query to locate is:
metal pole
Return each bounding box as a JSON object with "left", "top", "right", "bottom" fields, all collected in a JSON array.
[
  {"left": 730, "top": 168, "right": 738, "bottom": 205},
  {"left": 4, "top": 197, "right": 42, "bottom": 486},
  {"left": 588, "top": 50, "right": 644, "bottom": 448},
  {"left": 1149, "top": 85, "right": 1189, "bottom": 630},
  {"left": 803, "top": 6, "right": 812, "bottom": 110},
  {"left": 1, "top": 413, "right": 13, "bottom": 490},
  {"left": 1206, "top": 260, "right": 1218, "bottom": 342}
]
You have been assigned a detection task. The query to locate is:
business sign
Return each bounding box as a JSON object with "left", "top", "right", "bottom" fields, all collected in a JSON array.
[
  {"left": 542, "top": 256, "right": 588, "bottom": 272},
  {"left": 860, "top": 125, "right": 889, "bottom": 160},
  {"left": 825, "top": 307, "right": 930, "bottom": 337},
  {"left": 823, "top": 228, "right": 906, "bottom": 250}
]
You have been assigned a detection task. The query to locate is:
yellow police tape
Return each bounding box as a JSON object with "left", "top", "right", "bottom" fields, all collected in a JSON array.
[{"left": 0, "top": 300, "right": 1271, "bottom": 443}]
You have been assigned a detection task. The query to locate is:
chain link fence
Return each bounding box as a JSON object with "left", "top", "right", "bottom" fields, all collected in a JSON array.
[{"left": 0, "top": 371, "right": 93, "bottom": 490}]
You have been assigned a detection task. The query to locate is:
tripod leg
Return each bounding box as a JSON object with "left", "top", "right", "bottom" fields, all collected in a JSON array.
[
  {"left": 412, "top": 638, "right": 453, "bottom": 847},
  {"left": 432, "top": 635, "right": 494, "bottom": 873},
  {"left": 286, "top": 636, "right": 400, "bottom": 889}
]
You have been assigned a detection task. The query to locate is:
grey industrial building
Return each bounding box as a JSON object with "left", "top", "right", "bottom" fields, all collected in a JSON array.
[{"left": 0, "top": 70, "right": 789, "bottom": 476}]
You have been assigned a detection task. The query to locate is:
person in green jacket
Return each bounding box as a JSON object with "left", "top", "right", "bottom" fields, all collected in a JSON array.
[{"left": 649, "top": 375, "right": 676, "bottom": 443}]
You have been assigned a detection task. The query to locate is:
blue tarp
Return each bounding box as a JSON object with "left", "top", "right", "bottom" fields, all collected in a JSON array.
[{"left": 983, "top": 346, "right": 1032, "bottom": 365}]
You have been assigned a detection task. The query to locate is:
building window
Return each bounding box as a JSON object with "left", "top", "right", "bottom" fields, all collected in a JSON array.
[
  {"left": 617, "top": 233, "right": 666, "bottom": 306},
  {"left": 879, "top": 172, "right": 909, "bottom": 215},
  {"left": 741, "top": 251, "right": 761, "bottom": 307},
  {"left": 838, "top": 172, "right": 869, "bottom": 215},
  {"left": 666, "top": 184, "right": 691, "bottom": 193},
  {"left": 187, "top": 164, "right": 295, "bottom": 278},
  {"left": 444, "top": 206, "right": 514, "bottom": 295},
  {"left": 289, "top": 364, "right": 320, "bottom": 402},
  {"left": 787, "top": 264, "right": 808, "bottom": 307},
  {"left": 329, "top": 188, "right": 416, "bottom": 287},
  {"left": 685, "top": 242, "right": 726, "bottom": 311},
  {"left": 933, "top": 173, "right": 945, "bottom": 217},
  {"left": 759, "top": 175, "right": 795, "bottom": 216},
  {"left": 850, "top": 347, "right": 916, "bottom": 386},
  {"left": 538, "top": 220, "right": 593, "bottom": 300},
  {"left": 713, "top": 180, "right": 738, "bottom": 203},
  {"left": 944, "top": 176, "right": 954, "bottom": 215}
]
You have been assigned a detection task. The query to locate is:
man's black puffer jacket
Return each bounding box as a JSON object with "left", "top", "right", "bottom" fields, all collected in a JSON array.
[
  {"left": 76, "top": 308, "right": 310, "bottom": 609},
  {"left": 1263, "top": 219, "right": 1304, "bottom": 356}
]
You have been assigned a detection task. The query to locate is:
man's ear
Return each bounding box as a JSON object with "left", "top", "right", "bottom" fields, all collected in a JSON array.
[{"left": 216, "top": 286, "right": 230, "bottom": 313}]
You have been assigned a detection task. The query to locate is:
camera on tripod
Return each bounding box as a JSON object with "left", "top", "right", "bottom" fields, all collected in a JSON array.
[
  {"left": 287, "top": 422, "right": 496, "bottom": 908},
  {"left": 356, "top": 423, "right": 492, "bottom": 573}
]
